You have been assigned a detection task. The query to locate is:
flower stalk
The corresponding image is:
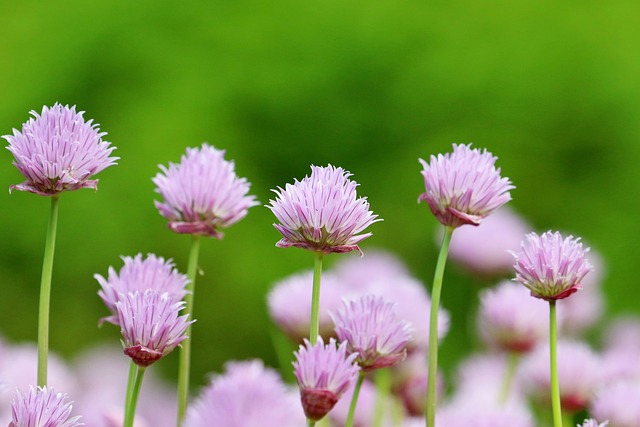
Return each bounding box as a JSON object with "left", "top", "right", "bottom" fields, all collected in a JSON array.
[
  {"left": 549, "top": 300, "right": 563, "bottom": 427},
  {"left": 310, "top": 252, "right": 324, "bottom": 344},
  {"left": 123, "top": 366, "right": 146, "bottom": 427},
  {"left": 345, "top": 371, "right": 366, "bottom": 427}
]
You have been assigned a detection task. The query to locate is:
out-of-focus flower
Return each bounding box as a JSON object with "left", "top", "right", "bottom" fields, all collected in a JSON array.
[
  {"left": 512, "top": 231, "right": 593, "bottom": 301},
  {"left": 329, "top": 378, "right": 392, "bottom": 427},
  {"left": 293, "top": 337, "right": 360, "bottom": 421},
  {"left": 95, "top": 253, "right": 189, "bottom": 325},
  {"left": 333, "top": 249, "right": 410, "bottom": 291},
  {"left": 477, "top": 281, "right": 549, "bottom": 353},
  {"left": 579, "top": 419, "right": 609, "bottom": 427},
  {"left": 184, "top": 360, "right": 304, "bottom": 427},
  {"left": 591, "top": 381, "right": 640, "bottom": 427},
  {"left": 116, "top": 291, "right": 193, "bottom": 367},
  {"left": 520, "top": 339, "right": 601, "bottom": 412},
  {"left": 267, "top": 165, "right": 380, "bottom": 255},
  {"left": 436, "top": 404, "right": 534, "bottom": 427},
  {"left": 153, "top": 144, "right": 258, "bottom": 237},
  {"left": 391, "top": 351, "right": 445, "bottom": 417},
  {"left": 267, "top": 270, "right": 347, "bottom": 343},
  {"left": 9, "top": 386, "right": 82, "bottom": 427},
  {"left": 332, "top": 295, "right": 412, "bottom": 371},
  {"left": 3, "top": 103, "right": 117, "bottom": 196},
  {"left": 447, "top": 207, "right": 531, "bottom": 276},
  {"left": 418, "top": 143, "right": 513, "bottom": 228}
]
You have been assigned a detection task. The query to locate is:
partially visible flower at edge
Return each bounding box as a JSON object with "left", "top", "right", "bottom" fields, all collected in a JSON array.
[
  {"left": 3, "top": 103, "right": 118, "bottom": 196},
  {"left": 418, "top": 143, "right": 514, "bottom": 228},
  {"left": 153, "top": 143, "right": 258, "bottom": 238},
  {"left": 579, "top": 419, "right": 609, "bottom": 427},
  {"left": 267, "top": 164, "right": 380, "bottom": 255},
  {"left": 9, "top": 386, "right": 83, "bottom": 427}
]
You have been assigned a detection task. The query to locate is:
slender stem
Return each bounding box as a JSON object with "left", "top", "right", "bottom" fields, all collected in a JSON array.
[
  {"left": 373, "top": 369, "right": 391, "bottom": 427},
  {"left": 37, "top": 195, "right": 60, "bottom": 386},
  {"left": 498, "top": 352, "right": 520, "bottom": 404},
  {"left": 549, "top": 300, "right": 563, "bottom": 427},
  {"left": 177, "top": 234, "right": 202, "bottom": 427},
  {"left": 346, "top": 372, "right": 366, "bottom": 427},
  {"left": 307, "top": 420, "right": 316, "bottom": 427},
  {"left": 123, "top": 366, "right": 146, "bottom": 427},
  {"left": 309, "top": 252, "right": 324, "bottom": 345},
  {"left": 123, "top": 361, "right": 136, "bottom": 421},
  {"left": 426, "top": 226, "right": 453, "bottom": 427}
]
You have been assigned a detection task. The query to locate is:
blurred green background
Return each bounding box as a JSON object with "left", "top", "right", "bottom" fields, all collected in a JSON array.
[{"left": 0, "top": 0, "right": 638, "bottom": 389}]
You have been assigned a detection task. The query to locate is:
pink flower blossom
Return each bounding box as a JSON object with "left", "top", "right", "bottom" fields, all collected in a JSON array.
[{"left": 9, "top": 386, "right": 82, "bottom": 427}]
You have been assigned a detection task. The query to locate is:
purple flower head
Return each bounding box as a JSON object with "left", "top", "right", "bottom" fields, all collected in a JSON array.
[
  {"left": 3, "top": 103, "right": 118, "bottom": 196},
  {"left": 418, "top": 143, "right": 513, "bottom": 228},
  {"left": 184, "top": 360, "right": 305, "bottom": 427},
  {"left": 591, "top": 381, "right": 640, "bottom": 427},
  {"left": 332, "top": 295, "right": 413, "bottom": 371},
  {"left": 478, "top": 280, "right": 549, "bottom": 353},
  {"left": 153, "top": 144, "right": 258, "bottom": 238},
  {"left": 293, "top": 337, "right": 360, "bottom": 421},
  {"left": 512, "top": 231, "right": 593, "bottom": 301},
  {"left": 95, "top": 253, "right": 189, "bottom": 326},
  {"left": 267, "top": 165, "right": 380, "bottom": 255},
  {"left": 579, "top": 420, "right": 609, "bottom": 427},
  {"left": 116, "top": 290, "right": 193, "bottom": 367},
  {"left": 267, "top": 270, "right": 348, "bottom": 343},
  {"left": 9, "top": 386, "right": 83, "bottom": 427}
]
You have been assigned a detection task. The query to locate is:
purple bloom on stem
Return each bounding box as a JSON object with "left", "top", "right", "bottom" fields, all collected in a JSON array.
[
  {"left": 3, "top": 103, "right": 118, "bottom": 196},
  {"left": 153, "top": 144, "right": 258, "bottom": 238},
  {"left": 116, "top": 290, "right": 193, "bottom": 367},
  {"left": 512, "top": 231, "right": 593, "bottom": 301},
  {"left": 418, "top": 143, "right": 513, "bottom": 228},
  {"left": 9, "top": 386, "right": 83, "bottom": 427},
  {"left": 332, "top": 294, "right": 413, "bottom": 371},
  {"left": 95, "top": 253, "right": 189, "bottom": 325},
  {"left": 293, "top": 337, "right": 360, "bottom": 421},
  {"left": 267, "top": 165, "right": 380, "bottom": 255}
]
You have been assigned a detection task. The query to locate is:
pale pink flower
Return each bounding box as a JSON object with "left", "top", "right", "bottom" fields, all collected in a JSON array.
[
  {"left": 9, "top": 386, "right": 82, "bottom": 427},
  {"left": 591, "top": 380, "right": 640, "bottom": 427}
]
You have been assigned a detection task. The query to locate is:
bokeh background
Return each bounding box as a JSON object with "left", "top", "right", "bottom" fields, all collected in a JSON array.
[{"left": 0, "top": 0, "right": 638, "bottom": 391}]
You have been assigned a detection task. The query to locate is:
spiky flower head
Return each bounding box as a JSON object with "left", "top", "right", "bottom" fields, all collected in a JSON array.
[
  {"left": 153, "top": 143, "right": 258, "bottom": 238},
  {"left": 9, "top": 386, "right": 83, "bottom": 427},
  {"left": 293, "top": 337, "right": 360, "bottom": 421},
  {"left": 267, "top": 165, "right": 380, "bottom": 255},
  {"left": 116, "top": 290, "right": 193, "bottom": 367},
  {"left": 418, "top": 143, "right": 513, "bottom": 228},
  {"left": 332, "top": 294, "right": 413, "bottom": 371},
  {"left": 95, "top": 253, "right": 189, "bottom": 326},
  {"left": 3, "top": 103, "right": 118, "bottom": 196},
  {"left": 184, "top": 360, "right": 305, "bottom": 427},
  {"left": 579, "top": 420, "right": 609, "bottom": 427},
  {"left": 512, "top": 231, "right": 593, "bottom": 301}
]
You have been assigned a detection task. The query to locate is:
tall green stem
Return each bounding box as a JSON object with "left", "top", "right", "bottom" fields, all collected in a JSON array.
[
  {"left": 498, "top": 352, "right": 520, "bottom": 404},
  {"left": 426, "top": 226, "right": 453, "bottom": 427},
  {"left": 177, "top": 234, "right": 201, "bottom": 427},
  {"left": 309, "top": 252, "right": 324, "bottom": 345},
  {"left": 37, "top": 195, "right": 60, "bottom": 386},
  {"left": 549, "top": 300, "right": 563, "bottom": 427},
  {"left": 123, "top": 366, "right": 146, "bottom": 427},
  {"left": 373, "top": 369, "right": 391, "bottom": 427},
  {"left": 345, "top": 372, "right": 366, "bottom": 427}
]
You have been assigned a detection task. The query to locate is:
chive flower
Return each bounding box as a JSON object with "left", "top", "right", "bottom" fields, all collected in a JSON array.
[
  {"left": 267, "top": 165, "right": 380, "bottom": 255},
  {"left": 9, "top": 386, "right": 82, "bottom": 427},
  {"left": 153, "top": 143, "right": 258, "bottom": 237},
  {"left": 3, "top": 103, "right": 118, "bottom": 196},
  {"left": 418, "top": 143, "right": 513, "bottom": 228},
  {"left": 512, "top": 231, "right": 593, "bottom": 301}
]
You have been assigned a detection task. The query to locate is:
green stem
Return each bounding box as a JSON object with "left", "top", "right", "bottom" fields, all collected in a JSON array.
[
  {"left": 426, "top": 226, "right": 453, "bottom": 427},
  {"left": 309, "top": 252, "right": 324, "bottom": 345},
  {"left": 124, "top": 361, "right": 136, "bottom": 419},
  {"left": 549, "top": 301, "right": 563, "bottom": 427},
  {"left": 123, "top": 366, "right": 146, "bottom": 427},
  {"left": 37, "top": 195, "right": 60, "bottom": 386},
  {"left": 498, "top": 352, "right": 520, "bottom": 404},
  {"left": 177, "top": 234, "right": 202, "bottom": 427},
  {"left": 346, "top": 372, "right": 366, "bottom": 427},
  {"left": 373, "top": 369, "right": 391, "bottom": 427},
  {"left": 307, "top": 420, "right": 316, "bottom": 427}
]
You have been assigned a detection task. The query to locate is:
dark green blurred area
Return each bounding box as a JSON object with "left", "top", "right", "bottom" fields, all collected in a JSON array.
[{"left": 0, "top": 0, "right": 639, "bottom": 388}]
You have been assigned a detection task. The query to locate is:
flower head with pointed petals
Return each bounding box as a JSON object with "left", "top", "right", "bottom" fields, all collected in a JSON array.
[
  {"left": 153, "top": 144, "right": 258, "bottom": 238},
  {"left": 9, "top": 386, "right": 83, "bottom": 427},
  {"left": 95, "top": 253, "right": 189, "bottom": 326},
  {"left": 332, "top": 294, "right": 413, "bottom": 371},
  {"left": 579, "top": 420, "right": 608, "bottom": 427},
  {"left": 116, "top": 290, "right": 193, "bottom": 367},
  {"left": 267, "top": 165, "right": 380, "bottom": 255},
  {"left": 3, "top": 103, "right": 118, "bottom": 196},
  {"left": 512, "top": 231, "right": 593, "bottom": 301},
  {"left": 293, "top": 337, "right": 360, "bottom": 421},
  {"left": 418, "top": 144, "right": 513, "bottom": 228}
]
